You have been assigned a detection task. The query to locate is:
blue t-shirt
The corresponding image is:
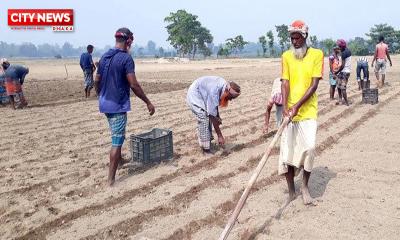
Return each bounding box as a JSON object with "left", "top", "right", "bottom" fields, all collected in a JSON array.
[
  {"left": 80, "top": 52, "right": 93, "bottom": 70},
  {"left": 97, "top": 48, "right": 135, "bottom": 113},
  {"left": 5, "top": 65, "right": 29, "bottom": 84}
]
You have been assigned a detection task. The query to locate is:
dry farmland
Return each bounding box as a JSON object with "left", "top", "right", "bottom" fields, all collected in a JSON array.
[{"left": 1, "top": 56, "right": 400, "bottom": 240}]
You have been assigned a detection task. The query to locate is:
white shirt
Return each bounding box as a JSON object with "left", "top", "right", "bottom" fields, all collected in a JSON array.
[
  {"left": 271, "top": 78, "right": 281, "bottom": 96},
  {"left": 186, "top": 76, "right": 227, "bottom": 117}
]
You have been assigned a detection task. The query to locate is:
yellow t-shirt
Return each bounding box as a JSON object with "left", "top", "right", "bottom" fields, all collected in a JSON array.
[{"left": 281, "top": 47, "right": 324, "bottom": 121}]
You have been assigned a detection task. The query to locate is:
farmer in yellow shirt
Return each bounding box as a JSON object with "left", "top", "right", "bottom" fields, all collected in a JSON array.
[{"left": 279, "top": 20, "right": 323, "bottom": 205}]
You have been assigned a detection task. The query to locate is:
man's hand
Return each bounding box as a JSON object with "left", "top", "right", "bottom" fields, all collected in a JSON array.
[
  {"left": 390, "top": 61, "right": 393, "bottom": 67},
  {"left": 262, "top": 124, "right": 269, "bottom": 134},
  {"left": 288, "top": 105, "right": 299, "bottom": 119},
  {"left": 218, "top": 135, "right": 225, "bottom": 146},
  {"left": 283, "top": 107, "right": 290, "bottom": 118},
  {"left": 333, "top": 75, "right": 337, "bottom": 80},
  {"left": 371, "top": 62, "right": 374, "bottom": 68},
  {"left": 216, "top": 117, "right": 222, "bottom": 125},
  {"left": 147, "top": 102, "right": 155, "bottom": 116}
]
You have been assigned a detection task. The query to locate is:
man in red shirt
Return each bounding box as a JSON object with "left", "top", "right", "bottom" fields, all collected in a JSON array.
[{"left": 371, "top": 36, "right": 392, "bottom": 88}]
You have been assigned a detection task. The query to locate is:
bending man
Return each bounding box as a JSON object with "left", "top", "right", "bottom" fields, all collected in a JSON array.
[{"left": 186, "top": 76, "right": 240, "bottom": 154}]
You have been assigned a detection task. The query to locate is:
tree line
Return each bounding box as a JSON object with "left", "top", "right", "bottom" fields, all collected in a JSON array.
[
  {"left": 1, "top": 9, "right": 399, "bottom": 59},
  {"left": 164, "top": 9, "right": 400, "bottom": 58}
]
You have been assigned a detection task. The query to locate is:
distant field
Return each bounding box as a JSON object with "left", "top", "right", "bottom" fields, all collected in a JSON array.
[{"left": 1, "top": 56, "right": 400, "bottom": 240}]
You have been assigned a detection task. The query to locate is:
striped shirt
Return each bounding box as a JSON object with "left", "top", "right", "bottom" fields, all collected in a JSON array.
[{"left": 357, "top": 57, "right": 368, "bottom": 63}]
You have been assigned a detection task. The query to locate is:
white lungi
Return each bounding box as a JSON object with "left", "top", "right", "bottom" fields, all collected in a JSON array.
[{"left": 278, "top": 119, "right": 317, "bottom": 175}]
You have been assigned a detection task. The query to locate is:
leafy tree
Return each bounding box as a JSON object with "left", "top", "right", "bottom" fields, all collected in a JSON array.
[
  {"left": 61, "top": 42, "right": 74, "bottom": 57},
  {"left": 275, "top": 24, "right": 290, "bottom": 54},
  {"left": 310, "top": 35, "right": 318, "bottom": 48},
  {"left": 158, "top": 47, "right": 165, "bottom": 57},
  {"left": 366, "top": 23, "right": 400, "bottom": 53},
  {"left": 37, "top": 43, "right": 56, "bottom": 57},
  {"left": 321, "top": 38, "right": 336, "bottom": 56},
  {"left": 226, "top": 35, "right": 248, "bottom": 56},
  {"left": 217, "top": 46, "right": 230, "bottom": 58},
  {"left": 137, "top": 47, "right": 144, "bottom": 57},
  {"left": 164, "top": 9, "right": 213, "bottom": 58},
  {"left": 192, "top": 26, "right": 213, "bottom": 59},
  {"left": 266, "top": 30, "right": 275, "bottom": 57},
  {"left": 201, "top": 47, "right": 212, "bottom": 58},
  {"left": 146, "top": 40, "right": 156, "bottom": 55},
  {"left": 258, "top": 36, "right": 267, "bottom": 57},
  {"left": 19, "top": 43, "right": 38, "bottom": 57},
  {"left": 348, "top": 37, "right": 370, "bottom": 55}
]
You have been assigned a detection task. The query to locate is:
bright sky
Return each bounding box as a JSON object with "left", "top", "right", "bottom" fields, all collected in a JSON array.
[{"left": 1, "top": 0, "right": 399, "bottom": 48}]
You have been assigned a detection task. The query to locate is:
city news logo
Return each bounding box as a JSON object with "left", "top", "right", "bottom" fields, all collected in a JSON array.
[{"left": 8, "top": 9, "right": 74, "bottom": 32}]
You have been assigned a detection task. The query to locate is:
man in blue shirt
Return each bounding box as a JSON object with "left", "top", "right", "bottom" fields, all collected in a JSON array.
[
  {"left": 1, "top": 59, "right": 29, "bottom": 109},
  {"left": 80, "top": 45, "right": 96, "bottom": 98},
  {"left": 95, "top": 27, "right": 155, "bottom": 186}
]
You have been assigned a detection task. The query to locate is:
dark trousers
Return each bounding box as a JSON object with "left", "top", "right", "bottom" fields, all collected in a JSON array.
[{"left": 356, "top": 62, "right": 369, "bottom": 88}]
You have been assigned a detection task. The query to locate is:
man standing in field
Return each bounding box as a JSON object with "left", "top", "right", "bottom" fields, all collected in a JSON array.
[
  {"left": 335, "top": 39, "right": 352, "bottom": 106},
  {"left": 95, "top": 27, "right": 155, "bottom": 186},
  {"left": 186, "top": 76, "right": 241, "bottom": 154},
  {"left": 371, "top": 36, "right": 392, "bottom": 88},
  {"left": 329, "top": 46, "right": 341, "bottom": 100},
  {"left": 280, "top": 20, "right": 323, "bottom": 205},
  {"left": 80, "top": 45, "right": 96, "bottom": 98}
]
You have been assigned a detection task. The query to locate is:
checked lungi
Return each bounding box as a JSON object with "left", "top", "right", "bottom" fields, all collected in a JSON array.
[
  {"left": 84, "top": 69, "right": 94, "bottom": 89},
  {"left": 190, "top": 107, "right": 212, "bottom": 150}
]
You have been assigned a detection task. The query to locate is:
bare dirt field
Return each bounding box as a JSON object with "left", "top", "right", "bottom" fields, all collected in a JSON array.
[{"left": 1, "top": 56, "right": 399, "bottom": 240}]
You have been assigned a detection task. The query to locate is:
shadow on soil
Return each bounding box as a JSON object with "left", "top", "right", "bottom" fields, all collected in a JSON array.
[{"left": 241, "top": 166, "right": 337, "bottom": 240}]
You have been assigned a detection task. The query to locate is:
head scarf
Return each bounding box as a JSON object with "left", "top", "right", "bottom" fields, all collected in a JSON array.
[
  {"left": 0, "top": 58, "right": 9, "bottom": 69},
  {"left": 288, "top": 20, "right": 309, "bottom": 39},
  {"left": 219, "top": 82, "right": 240, "bottom": 107},
  {"left": 227, "top": 82, "right": 240, "bottom": 98},
  {"left": 336, "top": 39, "right": 347, "bottom": 48}
]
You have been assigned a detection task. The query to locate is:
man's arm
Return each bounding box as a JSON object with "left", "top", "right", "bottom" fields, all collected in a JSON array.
[
  {"left": 386, "top": 48, "right": 392, "bottom": 66},
  {"left": 335, "top": 56, "right": 345, "bottom": 74},
  {"left": 289, "top": 78, "right": 320, "bottom": 117},
  {"left": 94, "top": 74, "right": 101, "bottom": 95},
  {"left": 126, "top": 73, "right": 155, "bottom": 115},
  {"left": 209, "top": 115, "right": 224, "bottom": 145},
  {"left": 79, "top": 55, "right": 84, "bottom": 70},
  {"left": 371, "top": 47, "right": 378, "bottom": 67},
  {"left": 329, "top": 59, "right": 334, "bottom": 73},
  {"left": 90, "top": 55, "right": 96, "bottom": 72},
  {"left": 281, "top": 79, "right": 290, "bottom": 117}
]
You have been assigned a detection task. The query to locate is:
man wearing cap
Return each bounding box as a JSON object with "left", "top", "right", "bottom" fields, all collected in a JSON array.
[
  {"left": 335, "top": 39, "right": 352, "bottom": 106},
  {"left": 80, "top": 44, "right": 96, "bottom": 98},
  {"left": 186, "top": 76, "right": 241, "bottom": 154},
  {"left": 95, "top": 27, "right": 155, "bottom": 186},
  {"left": 1, "top": 59, "right": 29, "bottom": 109},
  {"left": 280, "top": 20, "right": 323, "bottom": 205}
]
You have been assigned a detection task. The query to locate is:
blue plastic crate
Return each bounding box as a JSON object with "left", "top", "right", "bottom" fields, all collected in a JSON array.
[{"left": 130, "top": 128, "right": 173, "bottom": 164}]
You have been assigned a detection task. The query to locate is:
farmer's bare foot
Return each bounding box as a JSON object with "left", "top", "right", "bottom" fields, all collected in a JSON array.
[
  {"left": 202, "top": 148, "right": 213, "bottom": 156},
  {"left": 108, "top": 178, "right": 115, "bottom": 187},
  {"left": 285, "top": 192, "right": 296, "bottom": 205},
  {"left": 301, "top": 186, "right": 316, "bottom": 205}
]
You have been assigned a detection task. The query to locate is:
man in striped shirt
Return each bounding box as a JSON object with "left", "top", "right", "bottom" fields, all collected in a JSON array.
[{"left": 356, "top": 56, "right": 369, "bottom": 90}]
